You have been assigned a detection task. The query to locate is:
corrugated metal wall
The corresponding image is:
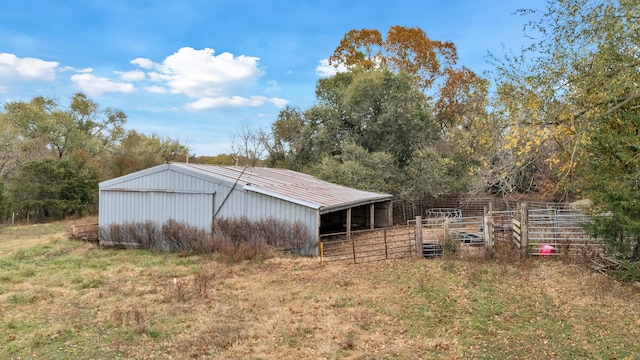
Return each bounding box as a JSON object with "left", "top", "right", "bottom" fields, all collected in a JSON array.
[
  {"left": 99, "top": 167, "right": 320, "bottom": 241},
  {"left": 99, "top": 191, "right": 215, "bottom": 229},
  {"left": 103, "top": 168, "right": 214, "bottom": 191},
  {"left": 99, "top": 168, "right": 217, "bottom": 230},
  {"left": 244, "top": 191, "right": 319, "bottom": 240}
]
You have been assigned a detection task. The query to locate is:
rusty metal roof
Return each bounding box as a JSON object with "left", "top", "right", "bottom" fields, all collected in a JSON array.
[{"left": 172, "top": 163, "right": 392, "bottom": 213}]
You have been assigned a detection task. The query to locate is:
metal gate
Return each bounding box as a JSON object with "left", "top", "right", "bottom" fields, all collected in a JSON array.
[{"left": 319, "top": 226, "right": 417, "bottom": 264}]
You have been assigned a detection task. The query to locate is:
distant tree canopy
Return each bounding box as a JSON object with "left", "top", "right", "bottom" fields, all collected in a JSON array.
[
  {"left": 0, "top": 93, "right": 189, "bottom": 221},
  {"left": 111, "top": 130, "right": 188, "bottom": 177}
]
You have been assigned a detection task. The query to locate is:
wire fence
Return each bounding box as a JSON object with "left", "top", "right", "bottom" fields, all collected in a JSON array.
[
  {"left": 393, "top": 197, "right": 520, "bottom": 224},
  {"left": 320, "top": 201, "right": 603, "bottom": 265},
  {"left": 526, "top": 208, "right": 601, "bottom": 256}
]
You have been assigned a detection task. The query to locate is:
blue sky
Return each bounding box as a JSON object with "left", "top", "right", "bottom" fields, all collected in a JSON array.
[{"left": 0, "top": 0, "right": 544, "bottom": 156}]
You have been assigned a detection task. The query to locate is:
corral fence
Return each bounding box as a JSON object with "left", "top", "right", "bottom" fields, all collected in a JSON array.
[
  {"left": 320, "top": 201, "right": 603, "bottom": 264},
  {"left": 513, "top": 202, "right": 602, "bottom": 256},
  {"left": 393, "top": 197, "right": 519, "bottom": 224},
  {"left": 408, "top": 215, "right": 486, "bottom": 259},
  {"left": 408, "top": 201, "right": 602, "bottom": 258},
  {"left": 319, "top": 226, "right": 418, "bottom": 264}
]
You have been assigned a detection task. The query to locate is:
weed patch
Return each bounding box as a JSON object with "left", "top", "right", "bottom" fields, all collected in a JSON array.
[{"left": 99, "top": 217, "right": 315, "bottom": 262}]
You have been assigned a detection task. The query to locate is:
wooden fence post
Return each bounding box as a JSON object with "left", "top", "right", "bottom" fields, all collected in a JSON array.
[
  {"left": 521, "top": 202, "right": 529, "bottom": 257},
  {"left": 384, "top": 228, "right": 388, "bottom": 259},
  {"left": 416, "top": 216, "right": 423, "bottom": 258},
  {"left": 484, "top": 206, "right": 494, "bottom": 257},
  {"left": 443, "top": 218, "right": 450, "bottom": 256}
]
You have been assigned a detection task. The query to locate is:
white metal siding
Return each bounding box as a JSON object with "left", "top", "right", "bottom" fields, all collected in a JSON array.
[
  {"left": 244, "top": 191, "right": 319, "bottom": 240},
  {"left": 102, "top": 168, "right": 214, "bottom": 192},
  {"left": 99, "top": 169, "right": 320, "bottom": 234},
  {"left": 99, "top": 191, "right": 214, "bottom": 229}
]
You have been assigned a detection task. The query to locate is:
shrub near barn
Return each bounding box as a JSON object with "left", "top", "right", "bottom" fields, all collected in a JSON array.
[{"left": 99, "top": 217, "right": 314, "bottom": 261}]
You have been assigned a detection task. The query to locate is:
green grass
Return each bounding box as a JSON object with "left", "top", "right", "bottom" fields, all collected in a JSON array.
[{"left": 0, "top": 221, "right": 639, "bottom": 359}]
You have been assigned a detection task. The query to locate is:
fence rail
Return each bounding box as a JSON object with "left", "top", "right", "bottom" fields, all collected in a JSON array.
[
  {"left": 319, "top": 226, "right": 417, "bottom": 264},
  {"left": 526, "top": 208, "right": 601, "bottom": 256},
  {"left": 319, "top": 202, "right": 603, "bottom": 265}
]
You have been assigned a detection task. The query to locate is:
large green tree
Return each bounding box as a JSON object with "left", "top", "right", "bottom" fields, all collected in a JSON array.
[
  {"left": 0, "top": 93, "right": 192, "bottom": 221},
  {"left": 1, "top": 93, "right": 127, "bottom": 179},
  {"left": 9, "top": 157, "right": 99, "bottom": 220},
  {"left": 110, "top": 130, "right": 189, "bottom": 177},
  {"left": 491, "top": 0, "right": 640, "bottom": 256},
  {"left": 269, "top": 69, "right": 437, "bottom": 170},
  {"left": 268, "top": 69, "right": 450, "bottom": 197},
  {"left": 268, "top": 69, "right": 477, "bottom": 199}
]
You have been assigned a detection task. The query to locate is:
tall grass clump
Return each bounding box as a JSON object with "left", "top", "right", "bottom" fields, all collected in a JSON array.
[{"left": 98, "top": 217, "right": 314, "bottom": 262}]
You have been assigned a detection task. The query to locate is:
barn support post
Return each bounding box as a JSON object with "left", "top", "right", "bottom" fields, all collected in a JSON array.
[
  {"left": 416, "top": 216, "right": 423, "bottom": 258},
  {"left": 370, "top": 203, "right": 375, "bottom": 230},
  {"left": 521, "top": 202, "right": 529, "bottom": 257},
  {"left": 347, "top": 208, "right": 355, "bottom": 263},
  {"left": 346, "top": 207, "right": 352, "bottom": 239}
]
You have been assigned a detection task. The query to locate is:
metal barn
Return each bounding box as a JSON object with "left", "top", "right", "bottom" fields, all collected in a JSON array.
[{"left": 98, "top": 163, "right": 393, "bottom": 253}]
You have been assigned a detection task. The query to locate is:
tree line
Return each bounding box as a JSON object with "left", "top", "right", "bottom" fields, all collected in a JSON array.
[
  {"left": 0, "top": 93, "right": 190, "bottom": 221},
  {"left": 2, "top": 0, "right": 638, "bottom": 260}
]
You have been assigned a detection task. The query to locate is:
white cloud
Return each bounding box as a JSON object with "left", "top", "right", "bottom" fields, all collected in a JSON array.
[
  {"left": 131, "top": 57, "right": 155, "bottom": 69},
  {"left": 145, "top": 85, "right": 168, "bottom": 94},
  {"left": 315, "top": 58, "right": 348, "bottom": 77},
  {"left": 134, "top": 47, "right": 264, "bottom": 99},
  {"left": 0, "top": 53, "right": 59, "bottom": 91},
  {"left": 186, "top": 95, "right": 267, "bottom": 110},
  {"left": 70, "top": 72, "right": 135, "bottom": 96},
  {"left": 129, "top": 47, "right": 290, "bottom": 110},
  {"left": 116, "top": 70, "right": 145, "bottom": 81},
  {"left": 268, "top": 97, "right": 289, "bottom": 108}
]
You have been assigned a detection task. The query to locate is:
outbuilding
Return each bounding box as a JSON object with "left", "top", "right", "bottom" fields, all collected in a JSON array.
[{"left": 98, "top": 163, "right": 393, "bottom": 254}]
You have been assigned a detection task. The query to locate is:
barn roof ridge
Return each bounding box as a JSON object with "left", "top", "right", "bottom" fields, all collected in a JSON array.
[
  {"left": 99, "top": 163, "right": 392, "bottom": 212},
  {"left": 169, "top": 163, "right": 392, "bottom": 212}
]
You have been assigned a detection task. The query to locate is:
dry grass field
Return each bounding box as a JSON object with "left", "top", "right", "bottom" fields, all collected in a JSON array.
[
  {"left": 0, "top": 221, "right": 69, "bottom": 255},
  {"left": 1, "top": 220, "right": 639, "bottom": 359}
]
